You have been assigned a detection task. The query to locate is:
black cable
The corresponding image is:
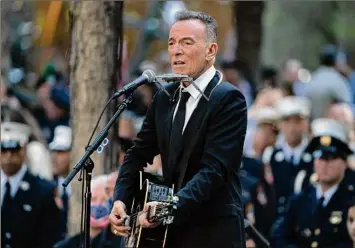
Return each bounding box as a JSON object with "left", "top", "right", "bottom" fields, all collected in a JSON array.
[{"left": 85, "top": 94, "right": 117, "bottom": 149}]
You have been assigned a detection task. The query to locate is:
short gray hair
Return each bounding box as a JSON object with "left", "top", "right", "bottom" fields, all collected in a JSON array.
[{"left": 174, "top": 10, "right": 218, "bottom": 43}]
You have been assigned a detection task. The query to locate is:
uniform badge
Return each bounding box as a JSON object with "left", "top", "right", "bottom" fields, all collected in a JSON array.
[
  {"left": 348, "top": 185, "right": 354, "bottom": 192},
  {"left": 329, "top": 211, "right": 342, "bottom": 224},
  {"left": 314, "top": 228, "right": 321, "bottom": 236},
  {"left": 23, "top": 204, "right": 32, "bottom": 212},
  {"left": 20, "top": 181, "right": 30, "bottom": 191},
  {"left": 310, "top": 173, "right": 318, "bottom": 184},
  {"left": 275, "top": 151, "right": 285, "bottom": 162},
  {"left": 302, "top": 153, "right": 312, "bottom": 163},
  {"left": 320, "top": 136, "right": 331, "bottom": 146}
]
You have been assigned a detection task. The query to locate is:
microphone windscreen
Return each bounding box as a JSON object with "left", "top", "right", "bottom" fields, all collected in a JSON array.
[{"left": 143, "top": 70, "right": 156, "bottom": 82}]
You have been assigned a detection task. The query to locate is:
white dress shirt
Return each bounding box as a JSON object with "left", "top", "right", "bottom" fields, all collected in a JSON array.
[
  {"left": 1, "top": 165, "right": 27, "bottom": 205},
  {"left": 277, "top": 135, "right": 308, "bottom": 165},
  {"left": 173, "top": 65, "right": 217, "bottom": 133},
  {"left": 316, "top": 184, "right": 339, "bottom": 207}
]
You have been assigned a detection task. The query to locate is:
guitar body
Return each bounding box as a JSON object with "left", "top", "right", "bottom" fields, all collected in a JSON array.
[{"left": 124, "top": 172, "right": 175, "bottom": 248}]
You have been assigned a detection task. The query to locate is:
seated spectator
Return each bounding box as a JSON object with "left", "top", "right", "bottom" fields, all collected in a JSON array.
[
  {"left": 35, "top": 78, "right": 70, "bottom": 143},
  {"left": 245, "top": 106, "right": 279, "bottom": 159},
  {"left": 54, "top": 175, "right": 122, "bottom": 248},
  {"left": 326, "top": 103, "right": 355, "bottom": 170},
  {"left": 50, "top": 125, "right": 73, "bottom": 239}
]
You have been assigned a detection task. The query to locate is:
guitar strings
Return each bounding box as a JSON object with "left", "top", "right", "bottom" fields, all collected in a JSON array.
[
  {"left": 125, "top": 205, "right": 171, "bottom": 224},
  {"left": 128, "top": 205, "right": 170, "bottom": 219}
]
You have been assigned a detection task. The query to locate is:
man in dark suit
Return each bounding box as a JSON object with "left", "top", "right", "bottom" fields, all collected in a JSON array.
[
  {"left": 1, "top": 121, "right": 61, "bottom": 248},
  {"left": 109, "top": 10, "right": 247, "bottom": 248},
  {"left": 50, "top": 125, "right": 73, "bottom": 239},
  {"left": 271, "top": 118, "right": 355, "bottom": 248}
]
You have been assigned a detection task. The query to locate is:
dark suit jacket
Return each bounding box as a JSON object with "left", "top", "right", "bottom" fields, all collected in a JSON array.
[
  {"left": 114, "top": 72, "right": 247, "bottom": 248},
  {"left": 1, "top": 170, "right": 61, "bottom": 248},
  {"left": 271, "top": 180, "right": 354, "bottom": 248}
]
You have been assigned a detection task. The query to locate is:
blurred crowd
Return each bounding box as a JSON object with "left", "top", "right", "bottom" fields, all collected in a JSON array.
[{"left": 2, "top": 33, "right": 355, "bottom": 247}]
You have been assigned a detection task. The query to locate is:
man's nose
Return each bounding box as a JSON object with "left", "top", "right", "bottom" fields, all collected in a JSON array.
[{"left": 171, "top": 44, "right": 183, "bottom": 55}]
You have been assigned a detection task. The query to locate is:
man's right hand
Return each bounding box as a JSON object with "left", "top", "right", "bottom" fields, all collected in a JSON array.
[{"left": 109, "top": 200, "right": 131, "bottom": 237}]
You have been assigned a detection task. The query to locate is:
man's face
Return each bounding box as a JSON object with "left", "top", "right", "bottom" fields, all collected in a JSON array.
[
  {"left": 314, "top": 157, "right": 346, "bottom": 185},
  {"left": 347, "top": 206, "right": 355, "bottom": 243},
  {"left": 168, "top": 19, "right": 217, "bottom": 79},
  {"left": 92, "top": 182, "right": 109, "bottom": 205},
  {"left": 1, "top": 148, "right": 25, "bottom": 176},
  {"left": 279, "top": 115, "right": 308, "bottom": 147},
  {"left": 252, "top": 123, "right": 277, "bottom": 156},
  {"left": 51, "top": 151, "right": 70, "bottom": 176}
]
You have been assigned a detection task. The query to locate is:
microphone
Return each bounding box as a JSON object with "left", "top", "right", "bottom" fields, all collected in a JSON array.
[
  {"left": 155, "top": 73, "right": 193, "bottom": 83},
  {"left": 113, "top": 70, "right": 155, "bottom": 98}
]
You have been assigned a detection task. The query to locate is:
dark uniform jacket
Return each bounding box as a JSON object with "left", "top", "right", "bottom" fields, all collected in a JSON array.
[
  {"left": 1, "top": 170, "right": 61, "bottom": 248},
  {"left": 263, "top": 147, "right": 313, "bottom": 217},
  {"left": 271, "top": 180, "right": 354, "bottom": 248}
]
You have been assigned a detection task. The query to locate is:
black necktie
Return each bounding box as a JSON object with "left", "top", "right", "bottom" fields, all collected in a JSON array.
[
  {"left": 289, "top": 153, "right": 295, "bottom": 166},
  {"left": 316, "top": 196, "right": 324, "bottom": 210},
  {"left": 169, "top": 91, "right": 190, "bottom": 180},
  {"left": 2, "top": 181, "right": 12, "bottom": 215},
  {"left": 314, "top": 195, "right": 325, "bottom": 227},
  {"left": 173, "top": 91, "right": 190, "bottom": 134}
]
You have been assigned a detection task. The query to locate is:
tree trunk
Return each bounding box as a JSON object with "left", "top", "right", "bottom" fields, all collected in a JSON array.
[
  {"left": 234, "top": 1, "right": 264, "bottom": 87},
  {"left": 69, "top": 1, "right": 121, "bottom": 235}
]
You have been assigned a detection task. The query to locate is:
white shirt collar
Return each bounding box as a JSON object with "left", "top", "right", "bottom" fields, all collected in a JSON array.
[
  {"left": 316, "top": 184, "right": 339, "bottom": 207},
  {"left": 181, "top": 65, "right": 216, "bottom": 99},
  {"left": 279, "top": 135, "right": 308, "bottom": 164},
  {"left": 1, "top": 165, "right": 28, "bottom": 198}
]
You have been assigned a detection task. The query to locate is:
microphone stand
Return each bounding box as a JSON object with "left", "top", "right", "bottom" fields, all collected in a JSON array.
[{"left": 62, "top": 94, "right": 133, "bottom": 248}]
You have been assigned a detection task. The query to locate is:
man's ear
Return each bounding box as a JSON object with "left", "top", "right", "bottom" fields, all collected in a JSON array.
[{"left": 206, "top": 42, "right": 218, "bottom": 62}]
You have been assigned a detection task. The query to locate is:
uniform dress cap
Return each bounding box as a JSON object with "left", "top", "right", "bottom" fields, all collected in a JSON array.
[
  {"left": 276, "top": 96, "right": 311, "bottom": 119},
  {"left": 254, "top": 107, "right": 279, "bottom": 125},
  {"left": 49, "top": 126, "right": 72, "bottom": 151},
  {"left": 1, "top": 121, "right": 31, "bottom": 146},
  {"left": 307, "top": 118, "right": 352, "bottom": 156},
  {"left": 50, "top": 85, "right": 70, "bottom": 111},
  {"left": 311, "top": 118, "right": 348, "bottom": 144}
]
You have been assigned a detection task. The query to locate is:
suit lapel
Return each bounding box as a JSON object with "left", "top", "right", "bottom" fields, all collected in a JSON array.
[
  {"left": 13, "top": 170, "right": 33, "bottom": 202},
  {"left": 175, "top": 72, "right": 221, "bottom": 189}
]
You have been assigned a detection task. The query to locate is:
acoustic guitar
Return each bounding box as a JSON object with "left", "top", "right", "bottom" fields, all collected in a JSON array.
[{"left": 123, "top": 172, "right": 178, "bottom": 248}]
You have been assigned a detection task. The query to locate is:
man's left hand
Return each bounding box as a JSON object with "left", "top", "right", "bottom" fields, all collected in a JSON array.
[{"left": 138, "top": 201, "right": 161, "bottom": 228}]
